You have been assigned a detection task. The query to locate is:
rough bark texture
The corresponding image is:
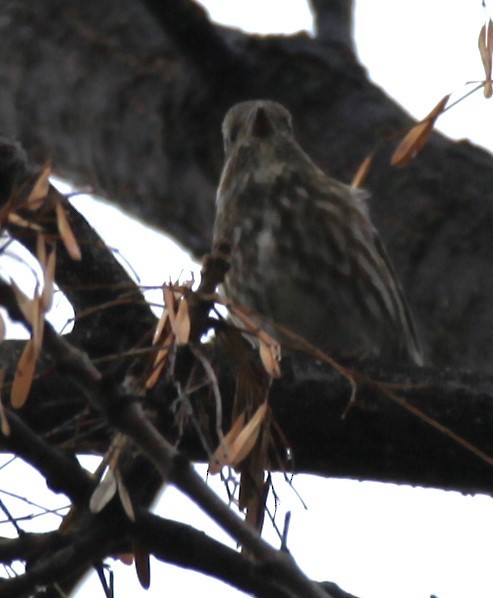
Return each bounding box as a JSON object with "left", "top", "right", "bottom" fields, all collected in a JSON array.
[
  {"left": 1, "top": 0, "right": 493, "bottom": 596},
  {"left": 3, "top": 0, "right": 493, "bottom": 371}
]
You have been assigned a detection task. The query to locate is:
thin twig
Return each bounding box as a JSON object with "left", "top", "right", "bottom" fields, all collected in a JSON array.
[{"left": 190, "top": 343, "right": 226, "bottom": 452}]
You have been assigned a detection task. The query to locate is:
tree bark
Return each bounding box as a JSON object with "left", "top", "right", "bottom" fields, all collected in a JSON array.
[{"left": 3, "top": 0, "right": 493, "bottom": 369}]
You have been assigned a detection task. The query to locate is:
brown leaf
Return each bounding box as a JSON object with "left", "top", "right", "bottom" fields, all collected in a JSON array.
[
  {"left": 26, "top": 164, "right": 51, "bottom": 209},
  {"left": 173, "top": 297, "right": 190, "bottom": 345},
  {"left": 32, "top": 294, "right": 44, "bottom": 354},
  {"left": 487, "top": 82, "right": 493, "bottom": 101},
  {"left": 351, "top": 153, "right": 374, "bottom": 189},
  {"left": 11, "top": 282, "right": 35, "bottom": 325},
  {"left": 0, "top": 370, "right": 10, "bottom": 436},
  {"left": 228, "top": 304, "right": 282, "bottom": 375},
  {"left": 0, "top": 201, "right": 11, "bottom": 228},
  {"left": 209, "top": 413, "right": 246, "bottom": 474},
  {"left": 115, "top": 469, "right": 135, "bottom": 521},
  {"left": 7, "top": 212, "right": 43, "bottom": 232},
  {"left": 479, "top": 20, "right": 493, "bottom": 98},
  {"left": 116, "top": 553, "right": 134, "bottom": 566},
  {"left": 89, "top": 468, "right": 117, "bottom": 514},
  {"left": 425, "top": 94, "right": 452, "bottom": 122},
  {"left": 0, "top": 401, "right": 9, "bottom": 437},
  {"left": 11, "top": 339, "right": 38, "bottom": 409},
  {"left": 134, "top": 542, "right": 151, "bottom": 590},
  {"left": 56, "top": 202, "right": 82, "bottom": 260},
  {"left": 162, "top": 284, "right": 178, "bottom": 334},
  {"left": 391, "top": 95, "right": 450, "bottom": 166},
  {"left": 36, "top": 233, "right": 47, "bottom": 266},
  {"left": 151, "top": 308, "right": 169, "bottom": 345},
  {"left": 145, "top": 330, "right": 174, "bottom": 389},
  {"left": 488, "top": 20, "right": 493, "bottom": 98},
  {"left": 146, "top": 305, "right": 173, "bottom": 389},
  {"left": 163, "top": 284, "right": 191, "bottom": 344},
  {"left": 259, "top": 337, "right": 281, "bottom": 378},
  {"left": 107, "top": 433, "right": 125, "bottom": 469},
  {"left": 162, "top": 284, "right": 176, "bottom": 315},
  {"left": 145, "top": 352, "right": 167, "bottom": 390},
  {"left": 391, "top": 121, "right": 432, "bottom": 167},
  {"left": 228, "top": 402, "right": 268, "bottom": 468},
  {"left": 0, "top": 311, "right": 6, "bottom": 344}
]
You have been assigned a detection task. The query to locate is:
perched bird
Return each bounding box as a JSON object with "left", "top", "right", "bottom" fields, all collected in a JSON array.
[{"left": 213, "top": 100, "right": 422, "bottom": 365}]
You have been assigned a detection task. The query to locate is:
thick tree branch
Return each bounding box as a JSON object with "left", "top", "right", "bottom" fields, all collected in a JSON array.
[
  {"left": 271, "top": 355, "right": 493, "bottom": 494},
  {"left": 2, "top": 316, "right": 493, "bottom": 497},
  {"left": 0, "top": 409, "right": 94, "bottom": 504},
  {"left": 0, "top": 140, "right": 155, "bottom": 355},
  {"left": 0, "top": 532, "right": 65, "bottom": 567},
  {"left": 4, "top": 1, "right": 493, "bottom": 371},
  {"left": 0, "top": 511, "right": 121, "bottom": 597},
  {"left": 310, "top": 0, "right": 356, "bottom": 49},
  {"left": 135, "top": 512, "right": 349, "bottom": 598},
  {"left": 0, "top": 507, "right": 343, "bottom": 598}
]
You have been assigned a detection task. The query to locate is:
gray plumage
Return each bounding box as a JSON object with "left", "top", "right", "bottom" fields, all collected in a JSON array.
[{"left": 213, "top": 99, "right": 422, "bottom": 365}]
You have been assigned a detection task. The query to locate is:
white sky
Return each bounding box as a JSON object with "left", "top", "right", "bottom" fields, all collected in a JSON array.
[{"left": 2, "top": 2, "right": 493, "bottom": 598}]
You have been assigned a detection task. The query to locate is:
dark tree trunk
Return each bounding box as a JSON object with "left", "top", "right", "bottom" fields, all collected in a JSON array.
[{"left": 3, "top": 0, "right": 493, "bottom": 370}]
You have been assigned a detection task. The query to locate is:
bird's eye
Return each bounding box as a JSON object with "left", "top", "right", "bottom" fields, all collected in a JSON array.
[
  {"left": 228, "top": 124, "right": 240, "bottom": 146},
  {"left": 224, "top": 123, "right": 241, "bottom": 153}
]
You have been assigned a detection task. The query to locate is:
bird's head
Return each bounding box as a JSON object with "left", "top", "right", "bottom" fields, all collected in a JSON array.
[{"left": 222, "top": 100, "right": 294, "bottom": 155}]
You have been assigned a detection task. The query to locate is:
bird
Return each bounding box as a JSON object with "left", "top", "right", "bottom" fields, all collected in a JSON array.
[{"left": 213, "top": 99, "right": 423, "bottom": 365}]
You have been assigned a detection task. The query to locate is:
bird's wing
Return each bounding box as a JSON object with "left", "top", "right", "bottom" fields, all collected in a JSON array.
[{"left": 307, "top": 174, "right": 423, "bottom": 364}]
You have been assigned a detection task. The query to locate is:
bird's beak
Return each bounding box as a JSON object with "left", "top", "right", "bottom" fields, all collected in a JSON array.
[{"left": 249, "top": 106, "right": 274, "bottom": 139}]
